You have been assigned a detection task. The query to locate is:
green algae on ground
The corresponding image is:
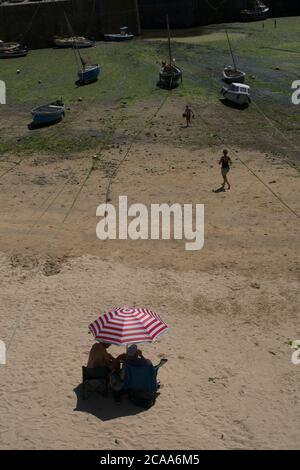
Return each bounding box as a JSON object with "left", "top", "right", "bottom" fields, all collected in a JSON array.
[{"left": 0, "top": 16, "right": 299, "bottom": 157}]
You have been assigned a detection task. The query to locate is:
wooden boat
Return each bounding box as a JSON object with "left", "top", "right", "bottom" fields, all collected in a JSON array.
[
  {"left": 222, "top": 31, "right": 245, "bottom": 84},
  {"left": 104, "top": 27, "right": 134, "bottom": 42},
  {"left": 158, "top": 15, "right": 182, "bottom": 89},
  {"left": 221, "top": 83, "right": 251, "bottom": 106},
  {"left": 0, "top": 47, "right": 28, "bottom": 59},
  {"left": 78, "top": 64, "right": 100, "bottom": 85},
  {"left": 53, "top": 36, "right": 95, "bottom": 49},
  {"left": 241, "top": 1, "right": 269, "bottom": 22},
  {"left": 31, "top": 100, "right": 65, "bottom": 125}
]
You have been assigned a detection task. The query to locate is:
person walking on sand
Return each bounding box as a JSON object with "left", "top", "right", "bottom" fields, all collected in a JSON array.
[
  {"left": 219, "top": 149, "right": 232, "bottom": 190},
  {"left": 183, "top": 105, "right": 194, "bottom": 127}
]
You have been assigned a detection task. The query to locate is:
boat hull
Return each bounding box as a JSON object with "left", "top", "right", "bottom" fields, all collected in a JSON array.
[
  {"left": 78, "top": 65, "right": 100, "bottom": 84},
  {"left": 31, "top": 104, "right": 65, "bottom": 125},
  {"left": 222, "top": 69, "right": 246, "bottom": 84},
  {"left": 241, "top": 8, "right": 269, "bottom": 22},
  {"left": 104, "top": 34, "right": 134, "bottom": 42},
  {"left": 54, "top": 39, "right": 95, "bottom": 49},
  {"left": 159, "top": 66, "right": 182, "bottom": 89}
]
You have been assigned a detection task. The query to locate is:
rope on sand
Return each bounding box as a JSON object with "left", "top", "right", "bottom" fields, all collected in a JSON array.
[
  {"left": 104, "top": 92, "right": 171, "bottom": 207},
  {"left": 4, "top": 106, "right": 124, "bottom": 354},
  {"left": 5, "top": 92, "right": 171, "bottom": 353},
  {"left": 252, "top": 100, "right": 300, "bottom": 170},
  {"left": 189, "top": 95, "right": 300, "bottom": 220}
]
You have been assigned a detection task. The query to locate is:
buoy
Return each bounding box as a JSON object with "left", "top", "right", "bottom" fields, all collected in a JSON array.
[
  {"left": 17, "top": 69, "right": 20, "bottom": 74},
  {"left": 78, "top": 97, "right": 82, "bottom": 102}
]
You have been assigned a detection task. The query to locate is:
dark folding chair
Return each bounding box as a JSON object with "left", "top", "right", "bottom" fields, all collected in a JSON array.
[{"left": 81, "top": 366, "right": 109, "bottom": 400}]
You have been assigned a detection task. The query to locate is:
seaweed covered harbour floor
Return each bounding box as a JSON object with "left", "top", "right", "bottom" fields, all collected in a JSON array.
[{"left": 0, "top": 18, "right": 299, "bottom": 159}]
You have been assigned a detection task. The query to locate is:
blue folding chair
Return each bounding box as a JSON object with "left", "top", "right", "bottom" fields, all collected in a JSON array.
[{"left": 123, "top": 359, "right": 167, "bottom": 408}]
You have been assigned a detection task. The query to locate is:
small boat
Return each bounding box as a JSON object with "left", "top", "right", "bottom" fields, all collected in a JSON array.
[
  {"left": 159, "top": 62, "right": 182, "bottom": 89},
  {"left": 104, "top": 27, "right": 134, "bottom": 42},
  {"left": 221, "top": 83, "right": 251, "bottom": 106},
  {"left": 0, "top": 47, "right": 28, "bottom": 59},
  {"left": 0, "top": 41, "right": 20, "bottom": 51},
  {"left": 158, "top": 15, "right": 182, "bottom": 89},
  {"left": 53, "top": 36, "right": 95, "bottom": 49},
  {"left": 241, "top": 1, "right": 269, "bottom": 22},
  {"left": 223, "top": 65, "right": 246, "bottom": 84},
  {"left": 222, "top": 31, "right": 245, "bottom": 84},
  {"left": 31, "top": 100, "right": 65, "bottom": 125},
  {"left": 78, "top": 64, "right": 100, "bottom": 85}
]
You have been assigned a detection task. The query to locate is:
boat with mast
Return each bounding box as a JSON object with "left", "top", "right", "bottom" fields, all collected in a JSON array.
[
  {"left": 159, "top": 15, "right": 182, "bottom": 89},
  {"left": 63, "top": 11, "right": 100, "bottom": 85},
  {"left": 222, "top": 30, "right": 245, "bottom": 84},
  {"left": 76, "top": 53, "right": 100, "bottom": 85}
]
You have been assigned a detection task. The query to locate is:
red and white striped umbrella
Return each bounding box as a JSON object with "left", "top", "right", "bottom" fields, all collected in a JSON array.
[{"left": 89, "top": 306, "right": 169, "bottom": 346}]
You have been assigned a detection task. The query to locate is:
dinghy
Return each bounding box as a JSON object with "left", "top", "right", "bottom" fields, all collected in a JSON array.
[
  {"left": 0, "top": 41, "right": 20, "bottom": 51},
  {"left": 221, "top": 83, "right": 251, "bottom": 107},
  {"left": 158, "top": 15, "right": 182, "bottom": 89},
  {"left": 78, "top": 64, "right": 100, "bottom": 85},
  {"left": 223, "top": 65, "right": 246, "bottom": 84},
  {"left": 159, "top": 62, "right": 182, "bottom": 89},
  {"left": 0, "top": 47, "right": 28, "bottom": 59},
  {"left": 222, "top": 31, "right": 245, "bottom": 84},
  {"left": 54, "top": 36, "right": 95, "bottom": 49},
  {"left": 241, "top": 1, "right": 269, "bottom": 22},
  {"left": 104, "top": 27, "right": 134, "bottom": 42},
  {"left": 31, "top": 100, "right": 65, "bottom": 125}
]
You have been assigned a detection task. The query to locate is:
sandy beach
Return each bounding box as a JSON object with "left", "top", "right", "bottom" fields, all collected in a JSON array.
[{"left": 0, "top": 18, "right": 300, "bottom": 450}]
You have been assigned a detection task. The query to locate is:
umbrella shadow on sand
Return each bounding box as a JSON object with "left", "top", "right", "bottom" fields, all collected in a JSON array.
[{"left": 73, "top": 384, "right": 144, "bottom": 421}]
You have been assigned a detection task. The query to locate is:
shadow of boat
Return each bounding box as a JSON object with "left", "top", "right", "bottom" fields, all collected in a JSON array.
[
  {"left": 28, "top": 118, "right": 62, "bottom": 130},
  {"left": 219, "top": 98, "right": 249, "bottom": 110},
  {"left": 156, "top": 79, "right": 180, "bottom": 90},
  {"left": 75, "top": 78, "right": 98, "bottom": 87}
]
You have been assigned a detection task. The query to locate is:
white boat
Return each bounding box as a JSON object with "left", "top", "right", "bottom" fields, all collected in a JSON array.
[{"left": 221, "top": 83, "right": 251, "bottom": 106}]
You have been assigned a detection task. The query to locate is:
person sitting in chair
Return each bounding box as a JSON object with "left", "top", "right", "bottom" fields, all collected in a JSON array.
[
  {"left": 87, "top": 342, "right": 125, "bottom": 371},
  {"left": 126, "top": 344, "right": 152, "bottom": 366},
  {"left": 110, "top": 345, "right": 168, "bottom": 404}
]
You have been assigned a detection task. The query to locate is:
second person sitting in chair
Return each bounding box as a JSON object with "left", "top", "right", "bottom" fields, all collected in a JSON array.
[
  {"left": 110, "top": 344, "right": 151, "bottom": 399},
  {"left": 126, "top": 344, "right": 152, "bottom": 366}
]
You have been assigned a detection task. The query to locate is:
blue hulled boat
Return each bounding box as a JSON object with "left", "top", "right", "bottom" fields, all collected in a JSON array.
[
  {"left": 104, "top": 27, "right": 134, "bottom": 42},
  {"left": 31, "top": 101, "right": 65, "bottom": 125},
  {"left": 78, "top": 64, "right": 100, "bottom": 85}
]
